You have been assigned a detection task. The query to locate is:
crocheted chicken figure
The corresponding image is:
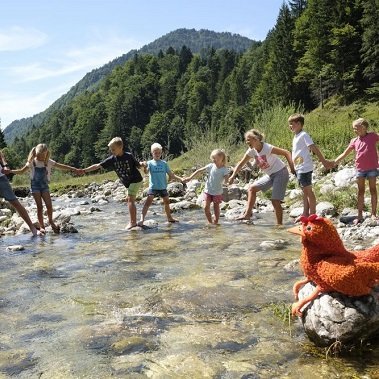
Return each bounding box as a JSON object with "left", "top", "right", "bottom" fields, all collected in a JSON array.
[{"left": 288, "top": 214, "right": 379, "bottom": 317}]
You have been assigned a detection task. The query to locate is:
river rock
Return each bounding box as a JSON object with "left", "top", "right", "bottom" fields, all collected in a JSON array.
[
  {"left": 7, "top": 245, "right": 25, "bottom": 251},
  {"left": 223, "top": 185, "right": 242, "bottom": 202},
  {"left": 316, "top": 201, "right": 336, "bottom": 217},
  {"left": 167, "top": 182, "right": 185, "bottom": 197},
  {"left": 333, "top": 167, "right": 356, "bottom": 187},
  {"left": 298, "top": 282, "right": 379, "bottom": 347}
]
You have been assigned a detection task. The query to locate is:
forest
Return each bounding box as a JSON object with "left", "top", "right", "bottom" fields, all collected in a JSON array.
[{"left": 1, "top": 0, "right": 378, "bottom": 168}]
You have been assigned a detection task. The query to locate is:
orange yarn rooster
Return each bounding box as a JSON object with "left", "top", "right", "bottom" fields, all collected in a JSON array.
[{"left": 288, "top": 214, "right": 379, "bottom": 316}]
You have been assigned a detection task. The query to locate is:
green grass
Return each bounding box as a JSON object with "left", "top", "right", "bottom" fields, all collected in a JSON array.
[{"left": 10, "top": 99, "right": 378, "bottom": 193}]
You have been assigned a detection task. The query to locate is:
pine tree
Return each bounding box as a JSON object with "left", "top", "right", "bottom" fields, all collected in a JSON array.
[{"left": 360, "top": 0, "right": 379, "bottom": 87}]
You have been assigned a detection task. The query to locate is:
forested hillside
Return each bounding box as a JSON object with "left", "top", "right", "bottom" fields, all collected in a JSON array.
[
  {"left": 3, "top": 28, "right": 254, "bottom": 143},
  {"left": 4, "top": 0, "right": 379, "bottom": 169}
]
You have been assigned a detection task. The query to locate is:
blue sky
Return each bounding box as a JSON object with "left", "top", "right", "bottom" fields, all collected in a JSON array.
[{"left": 1, "top": 0, "right": 285, "bottom": 129}]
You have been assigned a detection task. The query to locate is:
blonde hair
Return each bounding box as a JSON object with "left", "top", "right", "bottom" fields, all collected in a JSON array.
[
  {"left": 288, "top": 113, "right": 305, "bottom": 125},
  {"left": 28, "top": 143, "right": 50, "bottom": 165},
  {"left": 245, "top": 129, "right": 265, "bottom": 142},
  {"left": 107, "top": 137, "right": 123, "bottom": 148},
  {"left": 151, "top": 143, "right": 163, "bottom": 152},
  {"left": 353, "top": 118, "right": 369, "bottom": 129},
  {"left": 210, "top": 149, "right": 227, "bottom": 165}
]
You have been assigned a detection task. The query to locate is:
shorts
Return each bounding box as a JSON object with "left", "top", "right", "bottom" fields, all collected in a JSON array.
[
  {"left": 127, "top": 181, "right": 143, "bottom": 197},
  {"left": 147, "top": 188, "right": 168, "bottom": 198},
  {"left": 31, "top": 179, "right": 50, "bottom": 194},
  {"left": 296, "top": 171, "right": 313, "bottom": 188},
  {"left": 253, "top": 167, "right": 289, "bottom": 201},
  {"left": 356, "top": 169, "right": 378, "bottom": 179},
  {"left": 0, "top": 175, "right": 17, "bottom": 201},
  {"left": 204, "top": 192, "right": 223, "bottom": 204}
]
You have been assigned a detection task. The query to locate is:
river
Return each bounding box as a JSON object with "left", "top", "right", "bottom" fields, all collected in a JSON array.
[{"left": 0, "top": 197, "right": 378, "bottom": 378}]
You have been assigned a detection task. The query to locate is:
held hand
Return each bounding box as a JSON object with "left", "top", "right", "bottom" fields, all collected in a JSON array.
[
  {"left": 2, "top": 168, "right": 11, "bottom": 175},
  {"left": 75, "top": 168, "right": 86, "bottom": 175},
  {"left": 228, "top": 176, "right": 235, "bottom": 185}
]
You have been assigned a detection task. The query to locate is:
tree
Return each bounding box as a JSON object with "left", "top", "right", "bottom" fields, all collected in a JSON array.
[{"left": 360, "top": 0, "right": 379, "bottom": 96}]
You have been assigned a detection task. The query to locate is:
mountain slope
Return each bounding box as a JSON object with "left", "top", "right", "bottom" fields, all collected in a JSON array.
[{"left": 4, "top": 28, "right": 255, "bottom": 143}]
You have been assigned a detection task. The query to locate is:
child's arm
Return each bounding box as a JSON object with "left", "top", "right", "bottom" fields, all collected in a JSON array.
[
  {"left": 8, "top": 164, "right": 29, "bottom": 175},
  {"left": 183, "top": 166, "right": 206, "bottom": 182},
  {"left": 168, "top": 170, "right": 184, "bottom": 183},
  {"left": 271, "top": 147, "right": 296, "bottom": 175},
  {"left": 83, "top": 163, "right": 102, "bottom": 173},
  {"left": 228, "top": 154, "right": 251, "bottom": 184},
  {"left": 309, "top": 144, "right": 334, "bottom": 170},
  {"left": 54, "top": 162, "right": 81, "bottom": 174},
  {"left": 334, "top": 146, "right": 354, "bottom": 166},
  {"left": 223, "top": 173, "right": 230, "bottom": 186}
]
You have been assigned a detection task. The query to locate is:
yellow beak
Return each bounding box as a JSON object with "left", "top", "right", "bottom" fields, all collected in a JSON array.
[{"left": 287, "top": 225, "right": 304, "bottom": 236}]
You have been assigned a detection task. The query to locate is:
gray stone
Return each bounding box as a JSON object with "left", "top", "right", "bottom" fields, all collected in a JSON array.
[
  {"left": 298, "top": 282, "right": 379, "bottom": 347},
  {"left": 316, "top": 201, "right": 336, "bottom": 217},
  {"left": 167, "top": 182, "right": 185, "bottom": 197}
]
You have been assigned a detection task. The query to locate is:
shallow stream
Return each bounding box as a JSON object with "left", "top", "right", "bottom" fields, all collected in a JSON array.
[{"left": 0, "top": 197, "right": 378, "bottom": 378}]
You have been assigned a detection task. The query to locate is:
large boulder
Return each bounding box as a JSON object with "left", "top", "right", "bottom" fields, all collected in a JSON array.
[{"left": 298, "top": 282, "right": 379, "bottom": 347}]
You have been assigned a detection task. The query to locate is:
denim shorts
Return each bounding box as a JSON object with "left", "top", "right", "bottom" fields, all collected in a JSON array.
[
  {"left": 356, "top": 169, "right": 378, "bottom": 179},
  {"left": 0, "top": 175, "right": 17, "bottom": 201},
  {"left": 31, "top": 179, "right": 50, "bottom": 193},
  {"left": 147, "top": 188, "right": 169, "bottom": 198},
  {"left": 296, "top": 171, "right": 313, "bottom": 188}
]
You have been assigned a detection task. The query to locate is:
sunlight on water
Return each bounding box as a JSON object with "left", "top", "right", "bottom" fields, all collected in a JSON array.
[{"left": 0, "top": 198, "right": 378, "bottom": 378}]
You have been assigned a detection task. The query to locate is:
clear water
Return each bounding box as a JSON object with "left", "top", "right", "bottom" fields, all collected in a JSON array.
[{"left": 0, "top": 198, "right": 378, "bottom": 378}]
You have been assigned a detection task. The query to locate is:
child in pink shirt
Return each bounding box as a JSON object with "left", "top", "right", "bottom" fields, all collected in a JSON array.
[{"left": 334, "top": 118, "right": 379, "bottom": 223}]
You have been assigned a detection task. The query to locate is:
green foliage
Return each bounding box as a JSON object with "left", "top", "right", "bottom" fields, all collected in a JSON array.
[{"left": 4, "top": 4, "right": 378, "bottom": 169}]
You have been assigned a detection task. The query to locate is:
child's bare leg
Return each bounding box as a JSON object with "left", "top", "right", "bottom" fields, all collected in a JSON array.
[
  {"left": 356, "top": 178, "right": 365, "bottom": 220},
  {"left": 32, "top": 192, "right": 46, "bottom": 231},
  {"left": 41, "top": 191, "right": 59, "bottom": 232},
  {"left": 127, "top": 195, "right": 138, "bottom": 229},
  {"left": 272, "top": 199, "right": 283, "bottom": 225},
  {"left": 213, "top": 202, "right": 220, "bottom": 224},
  {"left": 163, "top": 196, "right": 177, "bottom": 222},
  {"left": 368, "top": 177, "right": 377, "bottom": 217},
  {"left": 9, "top": 199, "right": 41, "bottom": 236},
  {"left": 204, "top": 199, "right": 212, "bottom": 224},
  {"left": 138, "top": 195, "right": 154, "bottom": 225},
  {"left": 302, "top": 185, "right": 316, "bottom": 215}
]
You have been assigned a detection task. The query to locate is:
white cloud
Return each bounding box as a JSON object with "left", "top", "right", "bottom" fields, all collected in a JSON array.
[
  {"left": 8, "top": 34, "right": 142, "bottom": 83},
  {"left": 0, "top": 26, "right": 48, "bottom": 51},
  {"left": 0, "top": 84, "right": 69, "bottom": 128}
]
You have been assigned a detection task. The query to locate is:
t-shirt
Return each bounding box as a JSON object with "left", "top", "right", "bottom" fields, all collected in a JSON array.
[
  {"left": 204, "top": 163, "right": 229, "bottom": 196},
  {"left": 27, "top": 159, "right": 56, "bottom": 181},
  {"left": 247, "top": 142, "right": 286, "bottom": 176},
  {"left": 292, "top": 130, "right": 314, "bottom": 173},
  {"left": 100, "top": 152, "right": 143, "bottom": 188},
  {"left": 349, "top": 132, "right": 379, "bottom": 171},
  {"left": 147, "top": 159, "right": 170, "bottom": 190}
]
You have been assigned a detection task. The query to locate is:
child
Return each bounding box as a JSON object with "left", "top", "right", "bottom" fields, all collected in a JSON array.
[
  {"left": 0, "top": 150, "right": 42, "bottom": 236},
  {"left": 9, "top": 144, "right": 80, "bottom": 234},
  {"left": 288, "top": 113, "right": 334, "bottom": 222},
  {"left": 138, "top": 143, "right": 183, "bottom": 226},
  {"left": 333, "top": 118, "right": 379, "bottom": 224},
  {"left": 183, "top": 149, "right": 229, "bottom": 225},
  {"left": 228, "top": 129, "right": 295, "bottom": 226},
  {"left": 82, "top": 137, "right": 144, "bottom": 230}
]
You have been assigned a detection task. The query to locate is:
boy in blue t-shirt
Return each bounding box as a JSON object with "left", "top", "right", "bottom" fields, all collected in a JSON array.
[{"left": 138, "top": 143, "right": 183, "bottom": 226}]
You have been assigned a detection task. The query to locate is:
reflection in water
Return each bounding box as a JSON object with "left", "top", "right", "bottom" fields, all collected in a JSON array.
[{"left": 0, "top": 198, "right": 378, "bottom": 378}]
